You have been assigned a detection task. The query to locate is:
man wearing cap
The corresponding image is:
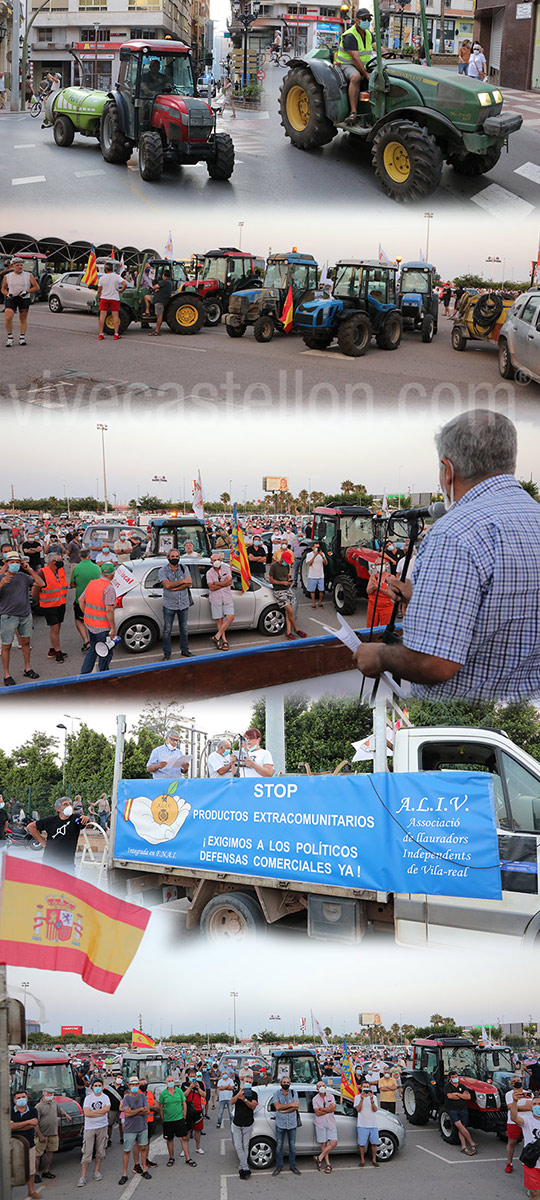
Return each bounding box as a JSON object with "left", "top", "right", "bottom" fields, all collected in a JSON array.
[
  {"left": 159, "top": 549, "right": 194, "bottom": 660},
  {"left": 1, "top": 257, "right": 40, "bottom": 348},
  {"left": 119, "top": 1078, "right": 151, "bottom": 1185},
  {"left": 69, "top": 548, "right": 101, "bottom": 653},
  {"left": 28, "top": 797, "right": 91, "bottom": 869},
  {"left": 0, "top": 551, "right": 43, "bottom": 686},
  {"left": 146, "top": 729, "right": 190, "bottom": 778},
  {"left": 268, "top": 550, "right": 307, "bottom": 641},
  {"left": 78, "top": 561, "right": 118, "bottom": 675},
  {"left": 334, "top": 9, "right": 374, "bottom": 125}
]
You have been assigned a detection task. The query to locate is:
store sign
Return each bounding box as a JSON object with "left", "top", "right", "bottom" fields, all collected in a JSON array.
[
  {"left": 516, "top": 3, "right": 532, "bottom": 16},
  {"left": 61, "top": 1025, "right": 83, "bottom": 1035}
]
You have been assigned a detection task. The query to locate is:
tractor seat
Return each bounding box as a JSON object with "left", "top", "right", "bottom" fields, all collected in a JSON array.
[{"left": 369, "top": 290, "right": 383, "bottom": 303}]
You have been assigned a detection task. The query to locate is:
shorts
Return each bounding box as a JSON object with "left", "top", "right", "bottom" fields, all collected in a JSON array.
[
  {"left": 28, "top": 1146, "right": 36, "bottom": 1177},
  {"left": 99, "top": 299, "right": 121, "bottom": 312},
  {"left": 307, "top": 576, "right": 324, "bottom": 592},
  {"left": 42, "top": 604, "right": 66, "bottom": 626},
  {"left": 339, "top": 62, "right": 360, "bottom": 81},
  {"left": 154, "top": 302, "right": 165, "bottom": 316},
  {"left": 447, "top": 1109, "right": 468, "bottom": 1126},
  {"left": 73, "top": 600, "right": 84, "bottom": 621},
  {"left": 507, "top": 1123, "right": 522, "bottom": 1140},
  {"left": 35, "top": 1134, "right": 59, "bottom": 1157},
  {"left": 0, "top": 612, "right": 32, "bottom": 644},
  {"left": 5, "top": 296, "right": 30, "bottom": 311},
  {"left": 163, "top": 1119, "right": 189, "bottom": 1139},
  {"left": 81, "top": 1126, "right": 108, "bottom": 1164},
  {"left": 274, "top": 586, "right": 293, "bottom": 609},
  {"left": 357, "top": 1126, "right": 380, "bottom": 1147},
  {"left": 191, "top": 1115, "right": 204, "bottom": 1132},
  {"left": 316, "top": 1121, "right": 337, "bottom": 1143},
  {"left": 210, "top": 597, "right": 235, "bottom": 619},
  {"left": 123, "top": 1128, "right": 148, "bottom": 1152},
  {"left": 524, "top": 1164, "right": 540, "bottom": 1191}
]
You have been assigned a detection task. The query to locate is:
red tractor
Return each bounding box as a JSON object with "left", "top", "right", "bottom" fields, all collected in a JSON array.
[
  {"left": 180, "top": 247, "right": 265, "bottom": 326},
  {"left": 300, "top": 505, "right": 411, "bottom": 614},
  {"left": 10, "top": 1051, "right": 84, "bottom": 1151}
]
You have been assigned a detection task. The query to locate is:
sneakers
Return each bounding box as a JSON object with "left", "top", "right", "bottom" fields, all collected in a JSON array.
[
  {"left": 141, "top": 1172, "right": 152, "bottom": 1180},
  {"left": 77, "top": 1179, "right": 86, "bottom": 1187},
  {"left": 118, "top": 1176, "right": 128, "bottom": 1186},
  {"left": 19, "top": 335, "right": 26, "bottom": 346},
  {"left": 47, "top": 648, "right": 57, "bottom": 658},
  {"left": 133, "top": 1165, "right": 143, "bottom": 1175},
  {"left": 98, "top": 334, "right": 104, "bottom": 340},
  {"left": 55, "top": 651, "right": 67, "bottom": 663},
  {"left": 505, "top": 1164, "right": 513, "bottom": 1173},
  {"left": 196, "top": 1148, "right": 205, "bottom": 1154},
  {"left": 272, "top": 1168, "right": 281, "bottom": 1176},
  {"left": 93, "top": 1172, "right": 103, "bottom": 1181},
  {"left": 295, "top": 630, "right": 308, "bottom": 638},
  {"left": 5, "top": 335, "right": 13, "bottom": 348},
  {"left": 289, "top": 1166, "right": 301, "bottom": 1175},
  {"left": 113, "top": 334, "right": 122, "bottom": 340}
]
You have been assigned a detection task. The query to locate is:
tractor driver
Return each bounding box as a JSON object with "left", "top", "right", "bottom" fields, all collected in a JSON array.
[
  {"left": 334, "top": 8, "right": 373, "bottom": 126},
  {"left": 141, "top": 57, "right": 169, "bottom": 96}
]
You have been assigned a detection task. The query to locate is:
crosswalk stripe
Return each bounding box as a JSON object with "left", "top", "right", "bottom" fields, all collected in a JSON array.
[
  {"left": 12, "top": 174, "right": 46, "bottom": 185},
  {"left": 471, "top": 182, "right": 535, "bottom": 218},
  {"left": 514, "top": 161, "right": 540, "bottom": 185}
]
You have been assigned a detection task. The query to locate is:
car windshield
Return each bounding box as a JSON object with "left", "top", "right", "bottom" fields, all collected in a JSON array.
[
  {"left": 264, "top": 262, "right": 288, "bottom": 289},
  {"left": 334, "top": 264, "right": 364, "bottom": 298},
  {"left": 140, "top": 53, "right": 194, "bottom": 97},
  {"left": 442, "top": 1047, "right": 477, "bottom": 1076},
  {"left": 125, "top": 1059, "right": 169, "bottom": 1084},
  {"left": 339, "top": 515, "right": 373, "bottom": 548},
  {"left": 23, "top": 1063, "right": 76, "bottom": 1104},
  {"left": 400, "top": 269, "right": 430, "bottom": 294}
]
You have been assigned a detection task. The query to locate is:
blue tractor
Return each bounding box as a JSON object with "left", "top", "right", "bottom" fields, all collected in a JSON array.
[
  {"left": 224, "top": 250, "right": 319, "bottom": 341},
  {"left": 295, "top": 259, "right": 402, "bottom": 357},
  {"left": 397, "top": 260, "right": 439, "bottom": 342}
]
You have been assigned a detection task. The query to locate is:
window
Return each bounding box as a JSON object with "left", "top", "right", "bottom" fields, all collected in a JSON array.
[
  {"left": 421, "top": 1050, "right": 438, "bottom": 1075},
  {"left": 78, "top": 0, "right": 108, "bottom": 11},
  {"left": 400, "top": 269, "right": 430, "bottom": 295},
  {"left": 128, "top": 0, "right": 161, "bottom": 12},
  {"left": 500, "top": 753, "right": 540, "bottom": 834},
  {"left": 334, "top": 1095, "right": 355, "bottom": 1117},
  {"left": 144, "top": 568, "right": 163, "bottom": 589},
  {"left": 81, "top": 25, "right": 111, "bottom": 37},
  {"left": 37, "top": 27, "right": 67, "bottom": 40},
  {"left": 519, "top": 299, "right": 540, "bottom": 326},
  {"left": 418, "top": 739, "right": 511, "bottom": 830}
]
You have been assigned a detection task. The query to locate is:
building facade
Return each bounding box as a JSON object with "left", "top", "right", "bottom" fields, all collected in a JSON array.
[
  {"left": 379, "top": 0, "right": 474, "bottom": 55},
  {"left": 474, "top": 0, "right": 540, "bottom": 89}
]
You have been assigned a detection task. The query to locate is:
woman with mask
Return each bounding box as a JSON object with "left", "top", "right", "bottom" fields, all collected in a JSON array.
[{"left": 509, "top": 1089, "right": 540, "bottom": 1198}]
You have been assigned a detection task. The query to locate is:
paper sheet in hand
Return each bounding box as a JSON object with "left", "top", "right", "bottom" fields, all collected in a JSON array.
[
  {"left": 311, "top": 612, "right": 361, "bottom": 653},
  {"left": 165, "top": 754, "right": 191, "bottom": 770}
]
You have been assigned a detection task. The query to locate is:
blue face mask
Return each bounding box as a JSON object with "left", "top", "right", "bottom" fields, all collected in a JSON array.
[
  {"left": 9, "top": 564, "right": 20, "bottom": 574},
  {"left": 93, "top": 1086, "right": 103, "bottom": 1095},
  {"left": 533, "top": 1105, "right": 540, "bottom": 1117},
  {"left": 130, "top": 1085, "right": 139, "bottom": 1094},
  {"left": 359, "top": 19, "right": 370, "bottom": 28}
]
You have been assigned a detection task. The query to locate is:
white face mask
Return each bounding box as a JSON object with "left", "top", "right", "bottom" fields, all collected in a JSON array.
[{"left": 61, "top": 805, "right": 73, "bottom": 818}]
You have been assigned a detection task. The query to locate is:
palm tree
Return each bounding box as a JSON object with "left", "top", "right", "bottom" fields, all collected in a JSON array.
[
  {"left": 298, "top": 489, "right": 309, "bottom": 510},
  {"left": 341, "top": 480, "right": 355, "bottom": 495},
  {"left": 220, "top": 491, "right": 231, "bottom": 508}
]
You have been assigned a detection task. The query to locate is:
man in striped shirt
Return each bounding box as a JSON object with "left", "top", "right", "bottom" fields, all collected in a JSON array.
[{"left": 353, "top": 409, "right": 540, "bottom": 700}]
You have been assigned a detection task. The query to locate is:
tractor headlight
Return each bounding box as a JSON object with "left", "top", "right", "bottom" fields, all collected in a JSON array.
[
  {"left": 492, "top": 89, "right": 502, "bottom": 103},
  {"left": 478, "top": 92, "right": 492, "bottom": 106},
  {"left": 475, "top": 1091, "right": 487, "bottom": 1108}
]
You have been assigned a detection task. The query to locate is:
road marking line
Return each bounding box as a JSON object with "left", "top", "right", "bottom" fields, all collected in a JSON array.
[
  {"left": 220, "top": 1173, "right": 228, "bottom": 1200},
  {"left": 514, "top": 161, "right": 540, "bottom": 185},
  {"left": 471, "top": 183, "right": 535, "bottom": 218},
  {"left": 416, "top": 1145, "right": 507, "bottom": 1165},
  {"left": 75, "top": 168, "right": 106, "bottom": 177},
  {"left": 121, "top": 1175, "right": 142, "bottom": 1198},
  {"left": 14, "top": 143, "right": 36, "bottom": 148},
  {"left": 11, "top": 174, "right": 46, "bottom": 185},
  {"left": 221, "top": 1139, "right": 226, "bottom": 1156},
  {"left": 160, "top": 343, "right": 208, "bottom": 352}
]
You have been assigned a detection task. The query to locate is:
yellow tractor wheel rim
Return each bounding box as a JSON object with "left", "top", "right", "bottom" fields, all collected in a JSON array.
[
  {"left": 383, "top": 140, "right": 411, "bottom": 183},
  {"left": 105, "top": 313, "right": 116, "bottom": 330},
  {"left": 286, "top": 85, "right": 310, "bottom": 131},
  {"left": 175, "top": 304, "right": 199, "bottom": 328}
]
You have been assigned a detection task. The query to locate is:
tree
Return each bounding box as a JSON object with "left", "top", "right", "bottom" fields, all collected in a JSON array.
[
  {"left": 341, "top": 480, "right": 355, "bottom": 495},
  {"left": 64, "top": 725, "right": 115, "bottom": 803},
  {"left": 520, "top": 479, "right": 540, "bottom": 502},
  {"left": 401, "top": 1024, "right": 416, "bottom": 1042},
  {"left": 137, "top": 493, "right": 163, "bottom": 512},
  {"left": 251, "top": 693, "right": 373, "bottom": 775},
  {"left": 220, "top": 492, "right": 231, "bottom": 507},
  {"left": 133, "top": 702, "right": 185, "bottom": 742},
  {"left": 8, "top": 732, "right": 63, "bottom": 814},
  {"left": 298, "top": 489, "right": 309, "bottom": 511}
]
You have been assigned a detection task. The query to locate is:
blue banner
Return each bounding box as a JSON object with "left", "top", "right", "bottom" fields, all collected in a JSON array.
[{"left": 113, "top": 773, "right": 502, "bottom": 900}]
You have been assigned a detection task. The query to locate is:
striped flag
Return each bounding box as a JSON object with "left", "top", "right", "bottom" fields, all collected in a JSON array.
[
  {"left": 81, "top": 246, "right": 98, "bottom": 287},
  {"left": 132, "top": 1028, "right": 156, "bottom": 1048},
  {"left": 0, "top": 853, "right": 149, "bottom": 995},
  {"left": 279, "top": 284, "right": 294, "bottom": 333},
  {"left": 230, "top": 503, "right": 251, "bottom": 592},
  {"left": 341, "top": 1038, "right": 359, "bottom": 1100}
]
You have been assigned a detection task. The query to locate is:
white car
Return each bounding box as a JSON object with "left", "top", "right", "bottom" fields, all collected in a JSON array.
[
  {"left": 498, "top": 289, "right": 540, "bottom": 385},
  {"left": 48, "top": 271, "right": 96, "bottom": 313}
]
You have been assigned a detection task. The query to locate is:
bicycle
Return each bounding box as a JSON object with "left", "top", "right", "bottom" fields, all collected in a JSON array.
[
  {"left": 30, "top": 86, "right": 50, "bottom": 118},
  {"left": 268, "top": 48, "right": 291, "bottom": 67}
]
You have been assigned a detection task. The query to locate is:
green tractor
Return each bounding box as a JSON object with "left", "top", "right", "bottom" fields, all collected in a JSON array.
[
  {"left": 278, "top": 0, "right": 523, "bottom": 201},
  {"left": 224, "top": 251, "right": 320, "bottom": 341},
  {"left": 91, "top": 255, "right": 208, "bottom": 336}
]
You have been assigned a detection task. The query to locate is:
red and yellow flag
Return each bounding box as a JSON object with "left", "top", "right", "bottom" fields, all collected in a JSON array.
[
  {"left": 0, "top": 854, "right": 149, "bottom": 995},
  {"left": 340, "top": 1038, "right": 359, "bottom": 1101},
  {"left": 132, "top": 1029, "right": 156, "bottom": 1048},
  {"left": 81, "top": 246, "right": 98, "bottom": 287},
  {"left": 230, "top": 503, "right": 251, "bottom": 593},
  {"left": 280, "top": 284, "right": 294, "bottom": 334}
]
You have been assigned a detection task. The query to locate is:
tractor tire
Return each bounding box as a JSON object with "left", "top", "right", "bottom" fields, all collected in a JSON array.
[
  {"left": 103, "top": 305, "right": 132, "bottom": 336},
  {"left": 498, "top": 337, "right": 515, "bottom": 380},
  {"left": 205, "top": 299, "right": 223, "bottom": 326},
  {"left": 372, "top": 120, "right": 443, "bottom": 202},
  {"left": 439, "top": 1109, "right": 460, "bottom": 1145},
  {"left": 448, "top": 146, "right": 501, "bottom": 176},
  {"left": 53, "top": 115, "right": 75, "bottom": 147},
  {"left": 302, "top": 332, "right": 334, "bottom": 350},
  {"left": 166, "top": 295, "right": 207, "bottom": 335},
  {"left": 100, "top": 102, "right": 132, "bottom": 164},
  {"left": 254, "top": 315, "right": 275, "bottom": 343},
  {"left": 402, "top": 1083, "right": 431, "bottom": 1126},
  {"left": 279, "top": 67, "right": 338, "bottom": 150},
  {"left": 333, "top": 574, "right": 357, "bottom": 615},
  {"left": 138, "top": 130, "right": 164, "bottom": 181},
  {"left": 225, "top": 323, "right": 246, "bottom": 338},
  {"left": 421, "top": 314, "right": 435, "bottom": 343},
  {"left": 376, "top": 310, "right": 402, "bottom": 350},
  {"left": 451, "top": 324, "right": 468, "bottom": 352},
  {"left": 207, "top": 133, "right": 235, "bottom": 180},
  {"left": 337, "top": 313, "right": 371, "bottom": 357}
]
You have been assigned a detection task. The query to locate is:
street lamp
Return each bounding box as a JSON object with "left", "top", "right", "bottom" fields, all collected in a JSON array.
[
  {"left": 424, "top": 212, "right": 433, "bottom": 262},
  {"left": 93, "top": 22, "right": 100, "bottom": 89},
  {"left": 231, "top": 0, "right": 261, "bottom": 89},
  {"left": 96, "top": 424, "right": 109, "bottom": 513},
  {"left": 486, "top": 255, "right": 501, "bottom": 284},
  {"left": 56, "top": 723, "right": 67, "bottom": 788},
  {"left": 238, "top": 220, "right": 244, "bottom": 249},
  {"left": 152, "top": 475, "right": 167, "bottom": 502},
  {"left": 231, "top": 991, "right": 238, "bottom": 1044}
]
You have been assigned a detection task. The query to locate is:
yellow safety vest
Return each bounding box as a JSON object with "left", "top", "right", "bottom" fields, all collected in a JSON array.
[{"left": 335, "top": 25, "right": 373, "bottom": 66}]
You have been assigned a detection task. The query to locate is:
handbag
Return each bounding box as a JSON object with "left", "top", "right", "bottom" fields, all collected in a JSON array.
[{"left": 520, "top": 1139, "right": 540, "bottom": 1167}]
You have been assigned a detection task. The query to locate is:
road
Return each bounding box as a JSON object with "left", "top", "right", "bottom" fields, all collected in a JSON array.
[
  {"left": 1, "top": 302, "right": 539, "bottom": 410},
  {"left": 1, "top": 67, "right": 540, "bottom": 213},
  {"left": 12, "top": 1095, "right": 512, "bottom": 1200}
]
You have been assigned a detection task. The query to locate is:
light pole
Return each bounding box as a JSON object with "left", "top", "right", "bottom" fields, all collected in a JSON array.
[
  {"left": 56, "top": 723, "right": 67, "bottom": 788},
  {"left": 237, "top": 220, "right": 244, "bottom": 249},
  {"left": 152, "top": 475, "right": 167, "bottom": 502},
  {"left": 96, "top": 424, "right": 109, "bottom": 513},
  {"left": 231, "top": 991, "right": 238, "bottom": 1044},
  {"left": 486, "top": 255, "right": 501, "bottom": 284},
  {"left": 424, "top": 211, "right": 433, "bottom": 262}
]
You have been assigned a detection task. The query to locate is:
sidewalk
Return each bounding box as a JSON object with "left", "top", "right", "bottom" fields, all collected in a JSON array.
[{"left": 501, "top": 87, "right": 540, "bottom": 128}]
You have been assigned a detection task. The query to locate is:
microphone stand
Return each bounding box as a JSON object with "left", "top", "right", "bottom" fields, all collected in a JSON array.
[{"left": 234, "top": 735, "right": 245, "bottom": 778}]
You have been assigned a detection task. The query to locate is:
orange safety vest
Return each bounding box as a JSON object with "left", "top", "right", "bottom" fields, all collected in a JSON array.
[
  {"left": 39, "top": 564, "right": 68, "bottom": 608},
  {"left": 83, "top": 577, "right": 115, "bottom": 631}
]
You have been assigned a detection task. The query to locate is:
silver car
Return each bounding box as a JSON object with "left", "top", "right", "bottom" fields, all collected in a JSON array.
[
  {"left": 247, "top": 1083, "right": 406, "bottom": 1169},
  {"left": 116, "top": 555, "right": 296, "bottom": 652},
  {"left": 48, "top": 271, "right": 96, "bottom": 313},
  {"left": 498, "top": 289, "right": 540, "bottom": 385}
]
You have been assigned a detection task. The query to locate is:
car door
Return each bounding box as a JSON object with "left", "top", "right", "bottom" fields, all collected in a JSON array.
[
  {"left": 57, "top": 272, "right": 81, "bottom": 307},
  {"left": 196, "top": 565, "right": 257, "bottom": 631},
  {"left": 294, "top": 1090, "right": 316, "bottom": 1153},
  {"left": 333, "top": 1093, "right": 359, "bottom": 1153},
  {"left": 515, "top": 296, "right": 540, "bottom": 378}
]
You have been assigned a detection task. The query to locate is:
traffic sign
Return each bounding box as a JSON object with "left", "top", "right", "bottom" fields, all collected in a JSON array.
[{"left": 257, "top": 69, "right": 265, "bottom": 80}]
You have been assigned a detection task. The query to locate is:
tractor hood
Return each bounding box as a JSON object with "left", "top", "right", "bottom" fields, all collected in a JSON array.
[
  {"left": 181, "top": 278, "right": 219, "bottom": 292},
  {"left": 231, "top": 286, "right": 265, "bottom": 306},
  {"left": 152, "top": 94, "right": 214, "bottom": 140},
  {"left": 382, "top": 62, "right": 504, "bottom": 118},
  {"left": 295, "top": 296, "right": 343, "bottom": 328},
  {"left": 401, "top": 292, "right": 423, "bottom": 306}
]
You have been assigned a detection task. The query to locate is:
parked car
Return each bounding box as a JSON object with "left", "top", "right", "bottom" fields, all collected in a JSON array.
[
  {"left": 115, "top": 555, "right": 297, "bottom": 653},
  {"left": 48, "top": 271, "right": 97, "bottom": 313},
  {"left": 498, "top": 289, "right": 540, "bottom": 384},
  {"left": 217, "top": 1053, "right": 270, "bottom": 1086},
  {"left": 247, "top": 1083, "right": 405, "bottom": 1169}
]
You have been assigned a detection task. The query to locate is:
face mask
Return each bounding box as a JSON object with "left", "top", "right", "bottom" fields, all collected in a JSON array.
[
  {"left": 139, "top": 1083, "right": 147, "bottom": 1092},
  {"left": 167, "top": 1084, "right": 175, "bottom": 1091},
  {"left": 533, "top": 1105, "right": 540, "bottom": 1117},
  {"left": 359, "top": 19, "right": 370, "bottom": 27},
  {"left": 0, "top": 802, "right": 4, "bottom": 809},
  {"left": 43, "top": 1095, "right": 54, "bottom": 1103},
  {"left": 130, "top": 1086, "right": 139, "bottom": 1094},
  {"left": 169, "top": 559, "right": 179, "bottom": 567},
  {"left": 61, "top": 806, "right": 73, "bottom": 818},
  {"left": 116, "top": 1079, "right": 123, "bottom": 1086},
  {"left": 16, "top": 1098, "right": 27, "bottom": 1108},
  {"left": 93, "top": 1086, "right": 102, "bottom": 1095},
  {"left": 55, "top": 560, "right": 63, "bottom": 568},
  {"left": 253, "top": 540, "right": 260, "bottom": 546},
  {"left": 281, "top": 1083, "right": 289, "bottom": 1090},
  {"left": 450, "top": 1078, "right": 459, "bottom": 1086},
  {"left": 317, "top": 1086, "right": 326, "bottom": 1094},
  {"left": 8, "top": 563, "right": 20, "bottom": 573}
]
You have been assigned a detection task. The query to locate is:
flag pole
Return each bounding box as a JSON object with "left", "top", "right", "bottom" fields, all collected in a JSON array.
[{"left": 0, "top": 962, "right": 12, "bottom": 1200}]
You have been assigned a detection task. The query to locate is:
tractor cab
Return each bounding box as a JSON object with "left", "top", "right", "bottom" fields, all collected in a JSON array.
[
  {"left": 180, "top": 247, "right": 265, "bottom": 325},
  {"left": 137, "top": 256, "right": 188, "bottom": 291},
  {"left": 116, "top": 42, "right": 198, "bottom": 141},
  {"left": 397, "top": 261, "right": 439, "bottom": 341},
  {"left": 475, "top": 1045, "right": 515, "bottom": 1097},
  {"left": 301, "top": 505, "right": 413, "bottom": 613},
  {"left": 148, "top": 516, "right": 212, "bottom": 557},
  {"left": 333, "top": 260, "right": 397, "bottom": 309},
  {"left": 296, "top": 260, "right": 402, "bottom": 356},
  {"left": 224, "top": 251, "right": 319, "bottom": 341},
  {"left": 10, "top": 1051, "right": 84, "bottom": 1150},
  {"left": 270, "top": 1049, "right": 322, "bottom": 1085}
]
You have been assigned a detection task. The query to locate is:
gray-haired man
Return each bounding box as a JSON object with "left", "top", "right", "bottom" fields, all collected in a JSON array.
[{"left": 27, "top": 798, "right": 90, "bottom": 869}]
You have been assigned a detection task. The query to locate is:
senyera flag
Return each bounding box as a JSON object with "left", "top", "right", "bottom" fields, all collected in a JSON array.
[
  {"left": 341, "top": 1037, "right": 359, "bottom": 1101},
  {"left": 0, "top": 853, "right": 149, "bottom": 995},
  {"left": 132, "top": 1028, "right": 156, "bottom": 1049},
  {"left": 230, "top": 503, "right": 251, "bottom": 593},
  {"left": 279, "top": 284, "right": 293, "bottom": 334},
  {"left": 81, "top": 246, "right": 98, "bottom": 288}
]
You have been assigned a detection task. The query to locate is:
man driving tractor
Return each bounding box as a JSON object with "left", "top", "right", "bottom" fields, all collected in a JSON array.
[{"left": 334, "top": 8, "right": 373, "bottom": 125}]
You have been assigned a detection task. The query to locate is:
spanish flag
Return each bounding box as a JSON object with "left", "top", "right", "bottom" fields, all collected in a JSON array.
[
  {"left": 0, "top": 854, "right": 149, "bottom": 995},
  {"left": 340, "top": 1038, "right": 359, "bottom": 1100},
  {"left": 132, "top": 1029, "right": 156, "bottom": 1049},
  {"left": 81, "top": 246, "right": 98, "bottom": 288},
  {"left": 279, "top": 284, "right": 294, "bottom": 334},
  {"left": 230, "top": 502, "right": 251, "bottom": 593}
]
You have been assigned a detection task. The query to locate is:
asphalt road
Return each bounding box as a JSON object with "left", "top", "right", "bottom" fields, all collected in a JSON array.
[
  {"left": 2, "top": 301, "right": 539, "bottom": 411},
  {"left": 1, "top": 67, "right": 540, "bottom": 213},
  {"left": 12, "top": 1095, "right": 513, "bottom": 1200}
]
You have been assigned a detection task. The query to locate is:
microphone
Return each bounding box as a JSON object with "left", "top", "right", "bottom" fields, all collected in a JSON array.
[{"left": 391, "top": 502, "right": 446, "bottom": 521}]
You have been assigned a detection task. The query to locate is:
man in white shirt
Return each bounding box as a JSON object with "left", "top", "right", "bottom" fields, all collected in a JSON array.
[
  {"left": 236, "top": 728, "right": 274, "bottom": 779},
  {"left": 2, "top": 258, "right": 40, "bottom": 348},
  {"left": 146, "top": 730, "right": 190, "bottom": 778},
  {"left": 208, "top": 740, "right": 236, "bottom": 778},
  {"left": 78, "top": 1078, "right": 110, "bottom": 1186},
  {"left": 97, "top": 263, "right": 127, "bottom": 341},
  {"left": 353, "top": 1084, "right": 380, "bottom": 1167}
]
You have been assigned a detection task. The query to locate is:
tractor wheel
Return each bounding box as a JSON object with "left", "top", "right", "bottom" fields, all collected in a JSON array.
[
  {"left": 100, "top": 102, "right": 132, "bottom": 164},
  {"left": 205, "top": 299, "right": 223, "bottom": 327},
  {"left": 376, "top": 310, "right": 402, "bottom": 350},
  {"left": 498, "top": 338, "right": 515, "bottom": 380},
  {"left": 207, "top": 133, "right": 235, "bottom": 180},
  {"left": 53, "top": 115, "right": 75, "bottom": 147},
  {"left": 421, "top": 314, "right": 435, "bottom": 343},
  {"left": 337, "top": 313, "right": 371, "bottom": 357},
  {"left": 439, "top": 1109, "right": 460, "bottom": 1145},
  {"left": 372, "top": 120, "right": 443, "bottom": 201},
  {"left": 138, "top": 130, "right": 164, "bottom": 181},
  {"left": 104, "top": 305, "right": 132, "bottom": 336},
  {"left": 448, "top": 146, "right": 501, "bottom": 176},
  {"left": 333, "top": 574, "right": 357, "bottom": 615},
  {"left": 166, "top": 295, "right": 207, "bottom": 335},
  {"left": 302, "top": 332, "right": 333, "bottom": 350},
  {"left": 254, "top": 315, "right": 275, "bottom": 343},
  {"left": 279, "top": 67, "right": 338, "bottom": 150},
  {"left": 402, "top": 1083, "right": 431, "bottom": 1126},
  {"left": 451, "top": 324, "right": 468, "bottom": 352},
  {"left": 225, "top": 323, "right": 246, "bottom": 338}
]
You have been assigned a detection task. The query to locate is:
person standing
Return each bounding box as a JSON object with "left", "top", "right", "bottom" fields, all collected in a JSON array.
[
  {"left": 2, "top": 257, "right": 40, "bottom": 348},
  {"left": 216, "top": 1067, "right": 234, "bottom": 1129},
  {"left": 107, "top": 1075, "right": 126, "bottom": 1147},
  {"left": 159, "top": 1074, "right": 194, "bottom": 1168},
  {"left": 379, "top": 1069, "right": 399, "bottom": 1113},
  {"left": 210, "top": 1062, "right": 220, "bottom": 1109},
  {"left": 291, "top": 534, "right": 304, "bottom": 588},
  {"left": 184, "top": 1074, "right": 206, "bottom": 1154},
  {"left": 35, "top": 1087, "right": 66, "bottom": 1181},
  {"left": 236, "top": 728, "right": 275, "bottom": 778},
  {"left": 35, "top": 551, "right": 68, "bottom": 664},
  {"left": 206, "top": 553, "right": 235, "bottom": 650},
  {"left": 97, "top": 262, "right": 127, "bottom": 341},
  {"left": 78, "top": 561, "right": 118, "bottom": 674},
  {"left": 146, "top": 729, "right": 190, "bottom": 778},
  {"left": 144, "top": 266, "right": 174, "bottom": 336},
  {"left": 69, "top": 548, "right": 101, "bottom": 653},
  {"left": 77, "top": 1078, "right": 110, "bottom": 1186},
  {"left": 271, "top": 1075, "right": 301, "bottom": 1176},
  {"left": 0, "top": 551, "right": 43, "bottom": 686},
  {"left": 443, "top": 1073, "right": 477, "bottom": 1155},
  {"left": 510, "top": 1089, "right": 540, "bottom": 1198},
  {"left": 246, "top": 536, "right": 267, "bottom": 579},
  {"left": 119, "top": 1078, "right": 152, "bottom": 1185},
  {"left": 231, "top": 1070, "right": 258, "bottom": 1179},
  {"left": 268, "top": 550, "right": 307, "bottom": 640},
  {"left": 222, "top": 75, "right": 236, "bottom": 117},
  {"left": 207, "top": 740, "right": 235, "bottom": 778},
  {"left": 159, "top": 549, "right": 193, "bottom": 660},
  {"left": 11, "top": 1090, "right": 41, "bottom": 1200},
  {"left": 457, "top": 39, "right": 471, "bottom": 73},
  {"left": 305, "top": 543, "right": 327, "bottom": 608},
  {"left": 313, "top": 1082, "right": 338, "bottom": 1172},
  {"left": 467, "top": 42, "right": 487, "bottom": 79},
  {"left": 27, "top": 797, "right": 91, "bottom": 870},
  {"left": 354, "top": 1083, "right": 380, "bottom": 1166},
  {"left": 138, "top": 1077, "right": 158, "bottom": 1167},
  {"left": 505, "top": 1078, "right": 527, "bottom": 1174}
]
